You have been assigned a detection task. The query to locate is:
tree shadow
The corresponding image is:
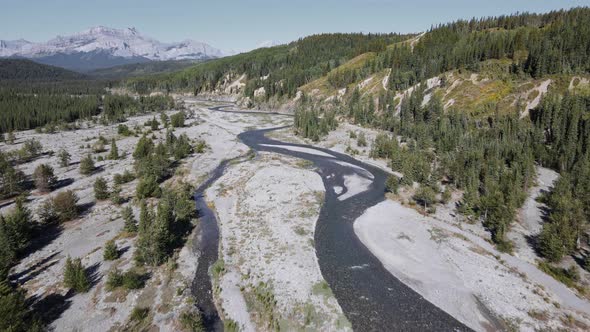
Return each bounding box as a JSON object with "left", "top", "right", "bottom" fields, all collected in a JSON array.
[
  {"left": 10, "top": 252, "right": 61, "bottom": 285},
  {"left": 22, "top": 222, "right": 64, "bottom": 258},
  {"left": 86, "top": 262, "right": 102, "bottom": 288},
  {"left": 572, "top": 252, "right": 589, "bottom": 269},
  {"left": 28, "top": 289, "right": 74, "bottom": 325},
  {"left": 78, "top": 201, "right": 96, "bottom": 217},
  {"left": 117, "top": 246, "right": 131, "bottom": 258},
  {"left": 53, "top": 178, "right": 75, "bottom": 191}
]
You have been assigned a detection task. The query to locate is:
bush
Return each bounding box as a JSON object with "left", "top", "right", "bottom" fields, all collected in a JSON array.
[
  {"left": 50, "top": 190, "right": 79, "bottom": 222},
  {"left": 441, "top": 187, "right": 452, "bottom": 204},
  {"left": 385, "top": 175, "right": 399, "bottom": 194},
  {"left": 113, "top": 170, "right": 135, "bottom": 185},
  {"left": 117, "top": 124, "right": 133, "bottom": 136},
  {"left": 94, "top": 177, "right": 109, "bottom": 200},
  {"left": 107, "top": 269, "right": 145, "bottom": 291},
  {"left": 130, "top": 307, "right": 149, "bottom": 321},
  {"left": 170, "top": 111, "right": 186, "bottom": 128},
  {"left": 58, "top": 149, "right": 71, "bottom": 167},
  {"left": 136, "top": 176, "right": 161, "bottom": 199},
  {"left": 22, "top": 139, "right": 43, "bottom": 159},
  {"left": 63, "top": 257, "right": 90, "bottom": 293},
  {"left": 413, "top": 186, "right": 437, "bottom": 210},
  {"left": 103, "top": 239, "right": 119, "bottom": 260},
  {"left": 110, "top": 187, "right": 124, "bottom": 205},
  {"left": 194, "top": 140, "right": 206, "bottom": 154},
  {"left": 79, "top": 154, "right": 95, "bottom": 175},
  {"left": 179, "top": 310, "right": 204, "bottom": 332},
  {"left": 357, "top": 132, "right": 367, "bottom": 147}
]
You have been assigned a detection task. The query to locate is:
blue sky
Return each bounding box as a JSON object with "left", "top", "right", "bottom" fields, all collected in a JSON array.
[{"left": 1, "top": 0, "right": 589, "bottom": 52}]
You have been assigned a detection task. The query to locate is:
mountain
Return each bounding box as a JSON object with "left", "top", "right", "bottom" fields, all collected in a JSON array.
[
  {"left": 255, "top": 40, "right": 283, "bottom": 49},
  {"left": 0, "top": 26, "right": 225, "bottom": 72},
  {"left": 0, "top": 58, "right": 87, "bottom": 80}
]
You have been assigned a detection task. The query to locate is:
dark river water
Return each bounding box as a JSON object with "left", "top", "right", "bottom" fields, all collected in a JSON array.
[{"left": 191, "top": 104, "right": 470, "bottom": 332}]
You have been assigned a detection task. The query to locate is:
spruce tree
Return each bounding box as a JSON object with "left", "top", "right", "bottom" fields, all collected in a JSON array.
[
  {"left": 122, "top": 206, "right": 137, "bottom": 233},
  {"left": 103, "top": 240, "right": 119, "bottom": 261},
  {"left": 93, "top": 177, "right": 109, "bottom": 200},
  {"left": 58, "top": 149, "right": 71, "bottom": 167},
  {"left": 108, "top": 138, "right": 119, "bottom": 160},
  {"left": 79, "top": 154, "right": 95, "bottom": 175},
  {"left": 63, "top": 257, "right": 90, "bottom": 293}
]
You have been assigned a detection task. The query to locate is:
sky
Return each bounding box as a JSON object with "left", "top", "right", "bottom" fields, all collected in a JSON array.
[{"left": 1, "top": 0, "right": 589, "bottom": 52}]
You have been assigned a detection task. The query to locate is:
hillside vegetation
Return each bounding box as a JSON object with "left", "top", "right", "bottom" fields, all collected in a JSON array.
[
  {"left": 125, "top": 8, "right": 590, "bottom": 272},
  {"left": 0, "top": 59, "right": 88, "bottom": 81}
]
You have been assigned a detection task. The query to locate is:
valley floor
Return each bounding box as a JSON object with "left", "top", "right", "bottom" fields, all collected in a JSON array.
[{"left": 3, "top": 98, "right": 590, "bottom": 331}]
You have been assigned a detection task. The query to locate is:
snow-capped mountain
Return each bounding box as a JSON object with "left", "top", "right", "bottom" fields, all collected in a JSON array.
[
  {"left": 0, "top": 26, "right": 225, "bottom": 71},
  {"left": 255, "top": 40, "right": 283, "bottom": 49}
]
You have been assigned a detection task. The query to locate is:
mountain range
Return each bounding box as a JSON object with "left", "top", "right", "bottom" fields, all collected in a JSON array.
[{"left": 0, "top": 26, "right": 226, "bottom": 72}]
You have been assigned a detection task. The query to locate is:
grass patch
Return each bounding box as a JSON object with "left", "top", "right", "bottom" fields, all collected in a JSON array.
[{"left": 312, "top": 280, "right": 334, "bottom": 298}]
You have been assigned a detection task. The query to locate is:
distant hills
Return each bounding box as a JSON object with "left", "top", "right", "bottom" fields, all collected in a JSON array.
[
  {"left": 0, "top": 58, "right": 87, "bottom": 80},
  {"left": 0, "top": 26, "right": 226, "bottom": 72}
]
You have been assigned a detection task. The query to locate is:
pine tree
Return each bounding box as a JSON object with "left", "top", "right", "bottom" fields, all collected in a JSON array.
[
  {"left": 108, "top": 138, "right": 119, "bottom": 160},
  {"left": 3, "top": 196, "right": 32, "bottom": 254},
  {"left": 58, "top": 149, "right": 71, "bottom": 167},
  {"left": 93, "top": 177, "right": 110, "bottom": 200},
  {"left": 103, "top": 240, "right": 119, "bottom": 261},
  {"left": 122, "top": 206, "right": 137, "bottom": 233},
  {"left": 79, "top": 154, "right": 95, "bottom": 175},
  {"left": 63, "top": 257, "right": 90, "bottom": 293}
]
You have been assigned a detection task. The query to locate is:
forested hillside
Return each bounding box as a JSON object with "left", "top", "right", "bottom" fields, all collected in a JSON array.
[
  {"left": 0, "top": 59, "right": 87, "bottom": 81},
  {"left": 125, "top": 33, "right": 413, "bottom": 97},
  {"left": 123, "top": 10, "right": 590, "bottom": 254},
  {"left": 88, "top": 59, "right": 206, "bottom": 80}
]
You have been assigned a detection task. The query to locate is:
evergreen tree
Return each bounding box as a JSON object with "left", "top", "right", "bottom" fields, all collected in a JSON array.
[
  {"left": 108, "top": 138, "right": 119, "bottom": 160},
  {"left": 122, "top": 206, "right": 137, "bottom": 233},
  {"left": 103, "top": 239, "right": 119, "bottom": 261},
  {"left": 79, "top": 154, "right": 95, "bottom": 175},
  {"left": 33, "top": 163, "right": 57, "bottom": 192},
  {"left": 63, "top": 256, "right": 90, "bottom": 293},
  {"left": 58, "top": 149, "right": 71, "bottom": 167},
  {"left": 93, "top": 177, "right": 109, "bottom": 200}
]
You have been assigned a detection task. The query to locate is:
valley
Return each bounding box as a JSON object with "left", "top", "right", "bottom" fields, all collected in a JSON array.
[{"left": 2, "top": 5, "right": 590, "bottom": 332}]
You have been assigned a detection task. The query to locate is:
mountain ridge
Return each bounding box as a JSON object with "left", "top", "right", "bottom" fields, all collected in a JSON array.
[{"left": 0, "top": 26, "right": 226, "bottom": 71}]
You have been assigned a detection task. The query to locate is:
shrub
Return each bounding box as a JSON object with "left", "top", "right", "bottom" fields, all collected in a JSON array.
[
  {"left": 357, "top": 132, "right": 367, "bottom": 147},
  {"left": 22, "top": 139, "right": 43, "bottom": 159},
  {"left": 117, "top": 124, "right": 133, "bottom": 136},
  {"left": 93, "top": 177, "right": 109, "bottom": 200},
  {"left": 51, "top": 190, "right": 79, "bottom": 222},
  {"left": 180, "top": 310, "right": 204, "bottom": 332},
  {"left": 441, "top": 187, "right": 452, "bottom": 204},
  {"left": 113, "top": 170, "right": 135, "bottom": 185},
  {"left": 130, "top": 307, "right": 149, "bottom": 321},
  {"left": 57, "top": 149, "right": 71, "bottom": 167},
  {"left": 385, "top": 175, "right": 399, "bottom": 194},
  {"left": 79, "top": 154, "right": 95, "bottom": 175},
  {"left": 170, "top": 111, "right": 186, "bottom": 128},
  {"left": 103, "top": 239, "right": 119, "bottom": 261},
  {"left": 110, "top": 187, "right": 124, "bottom": 205},
  {"left": 413, "top": 186, "right": 437, "bottom": 210},
  {"left": 194, "top": 140, "right": 206, "bottom": 153},
  {"left": 63, "top": 257, "right": 90, "bottom": 293}
]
